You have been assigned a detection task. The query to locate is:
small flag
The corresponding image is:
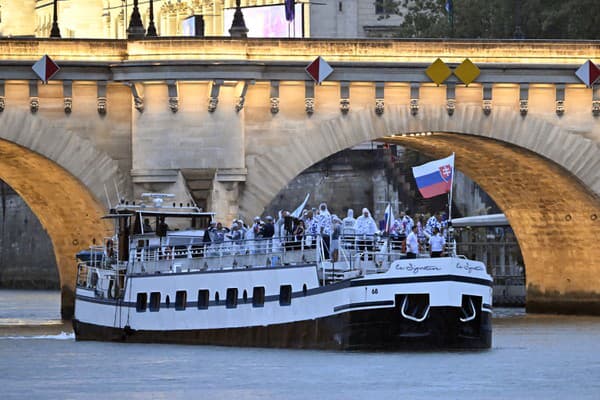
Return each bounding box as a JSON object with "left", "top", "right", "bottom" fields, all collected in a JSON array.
[
  {"left": 384, "top": 203, "right": 394, "bottom": 234},
  {"left": 412, "top": 154, "right": 455, "bottom": 199},
  {"left": 575, "top": 60, "right": 600, "bottom": 87},
  {"left": 291, "top": 193, "right": 310, "bottom": 219},
  {"left": 445, "top": 0, "right": 454, "bottom": 24},
  {"left": 285, "top": 0, "right": 295, "bottom": 22},
  {"left": 305, "top": 56, "right": 334, "bottom": 84},
  {"left": 32, "top": 55, "right": 60, "bottom": 84}
]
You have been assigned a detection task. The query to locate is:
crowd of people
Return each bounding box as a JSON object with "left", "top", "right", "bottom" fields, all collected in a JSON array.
[{"left": 200, "top": 203, "right": 450, "bottom": 259}]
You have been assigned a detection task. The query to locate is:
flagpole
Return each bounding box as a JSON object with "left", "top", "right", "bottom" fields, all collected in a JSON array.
[{"left": 448, "top": 152, "right": 455, "bottom": 223}]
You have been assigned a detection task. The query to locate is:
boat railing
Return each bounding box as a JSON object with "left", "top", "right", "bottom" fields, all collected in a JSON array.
[
  {"left": 76, "top": 260, "right": 127, "bottom": 299},
  {"left": 121, "top": 233, "right": 455, "bottom": 277}
]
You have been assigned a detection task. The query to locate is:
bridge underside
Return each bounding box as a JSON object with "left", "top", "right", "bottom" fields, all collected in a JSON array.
[
  {"left": 384, "top": 133, "right": 600, "bottom": 314},
  {"left": 0, "top": 139, "right": 111, "bottom": 319}
]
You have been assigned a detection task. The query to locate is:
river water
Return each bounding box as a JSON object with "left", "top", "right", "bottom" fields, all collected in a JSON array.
[{"left": 1, "top": 290, "right": 599, "bottom": 400}]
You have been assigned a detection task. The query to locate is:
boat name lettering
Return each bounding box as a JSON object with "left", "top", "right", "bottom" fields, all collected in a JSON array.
[
  {"left": 395, "top": 263, "right": 442, "bottom": 274},
  {"left": 455, "top": 263, "right": 484, "bottom": 274}
]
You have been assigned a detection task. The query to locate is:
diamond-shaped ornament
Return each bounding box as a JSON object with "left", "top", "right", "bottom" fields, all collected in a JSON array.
[
  {"left": 454, "top": 58, "right": 480, "bottom": 86},
  {"left": 425, "top": 58, "right": 452, "bottom": 85}
]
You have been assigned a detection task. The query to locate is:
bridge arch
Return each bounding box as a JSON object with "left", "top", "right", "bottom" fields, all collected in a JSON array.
[
  {"left": 0, "top": 108, "right": 122, "bottom": 318},
  {"left": 241, "top": 104, "right": 600, "bottom": 314}
]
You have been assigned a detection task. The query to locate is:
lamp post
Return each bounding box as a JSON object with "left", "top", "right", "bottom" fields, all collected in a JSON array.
[
  {"left": 146, "top": 0, "right": 157, "bottom": 37},
  {"left": 127, "top": 0, "right": 145, "bottom": 39},
  {"left": 229, "top": 0, "right": 248, "bottom": 38},
  {"left": 50, "top": 0, "right": 61, "bottom": 38},
  {"left": 513, "top": 0, "right": 524, "bottom": 39}
]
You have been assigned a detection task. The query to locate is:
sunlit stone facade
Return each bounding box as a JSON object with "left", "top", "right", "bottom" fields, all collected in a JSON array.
[{"left": 0, "top": 0, "right": 403, "bottom": 38}]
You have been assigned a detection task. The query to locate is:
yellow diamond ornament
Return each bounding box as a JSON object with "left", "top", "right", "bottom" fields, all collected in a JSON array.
[
  {"left": 454, "top": 58, "right": 480, "bottom": 86},
  {"left": 425, "top": 58, "right": 452, "bottom": 85}
]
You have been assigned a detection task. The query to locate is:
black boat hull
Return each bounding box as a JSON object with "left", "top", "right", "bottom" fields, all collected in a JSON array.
[{"left": 73, "top": 305, "right": 491, "bottom": 350}]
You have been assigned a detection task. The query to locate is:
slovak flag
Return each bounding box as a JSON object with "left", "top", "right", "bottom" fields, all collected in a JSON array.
[
  {"left": 412, "top": 154, "right": 455, "bottom": 199},
  {"left": 384, "top": 203, "right": 394, "bottom": 234},
  {"left": 285, "top": 0, "right": 295, "bottom": 22}
]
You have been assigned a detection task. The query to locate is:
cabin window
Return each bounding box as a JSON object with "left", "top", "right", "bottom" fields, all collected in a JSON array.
[
  {"left": 197, "top": 289, "right": 209, "bottom": 309},
  {"left": 149, "top": 292, "right": 161, "bottom": 312},
  {"left": 226, "top": 288, "right": 238, "bottom": 309},
  {"left": 136, "top": 293, "right": 147, "bottom": 312},
  {"left": 215, "top": 291, "right": 220, "bottom": 305},
  {"left": 279, "top": 285, "right": 292, "bottom": 306},
  {"left": 303, "top": 284, "right": 308, "bottom": 296},
  {"left": 243, "top": 289, "right": 248, "bottom": 303},
  {"left": 165, "top": 295, "right": 170, "bottom": 308},
  {"left": 252, "top": 286, "right": 265, "bottom": 307},
  {"left": 175, "top": 290, "right": 187, "bottom": 311}
]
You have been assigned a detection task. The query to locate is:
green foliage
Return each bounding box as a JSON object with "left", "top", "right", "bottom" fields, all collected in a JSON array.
[{"left": 376, "top": 0, "right": 600, "bottom": 39}]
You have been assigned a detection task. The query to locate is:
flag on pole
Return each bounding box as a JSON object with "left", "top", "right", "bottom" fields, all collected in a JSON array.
[
  {"left": 285, "top": 0, "right": 295, "bottom": 22},
  {"left": 445, "top": 0, "right": 454, "bottom": 28},
  {"left": 291, "top": 193, "right": 310, "bottom": 219},
  {"left": 412, "top": 154, "right": 455, "bottom": 199},
  {"left": 384, "top": 203, "right": 394, "bottom": 234}
]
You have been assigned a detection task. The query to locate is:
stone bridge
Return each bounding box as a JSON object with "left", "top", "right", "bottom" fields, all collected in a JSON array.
[{"left": 0, "top": 38, "right": 599, "bottom": 317}]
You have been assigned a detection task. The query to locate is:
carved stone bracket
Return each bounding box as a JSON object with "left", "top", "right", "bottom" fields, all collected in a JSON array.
[
  {"left": 97, "top": 96, "right": 107, "bottom": 115},
  {"left": 593, "top": 100, "right": 600, "bottom": 117},
  {"left": 208, "top": 97, "right": 218, "bottom": 113},
  {"left": 0, "top": 80, "right": 4, "bottom": 112},
  {"left": 482, "top": 84, "right": 492, "bottom": 116},
  {"left": 208, "top": 80, "right": 222, "bottom": 113},
  {"left": 234, "top": 81, "right": 251, "bottom": 113},
  {"left": 556, "top": 100, "right": 565, "bottom": 116},
  {"left": 29, "top": 80, "right": 38, "bottom": 114},
  {"left": 519, "top": 84, "right": 529, "bottom": 116},
  {"left": 305, "top": 81, "right": 315, "bottom": 115},
  {"left": 519, "top": 99, "right": 528, "bottom": 116},
  {"left": 235, "top": 97, "right": 245, "bottom": 113},
  {"left": 340, "top": 98, "right": 350, "bottom": 114},
  {"left": 593, "top": 86, "right": 600, "bottom": 117},
  {"left": 167, "top": 81, "right": 179, "bottom": 113},
  {"left": 63, "top": 80, "right": 73, "bottom": 114},
  {"left": 134, "top": 96, "right": 144, "bottom": 113},
  {"left": 410, "top": 83, "right": 420, "bottom": 116},
  {"left": 482, "top": 99, "right": 492, "bottom": 116},
  {"left": 446, "top": 98, "right": 456, "bottom": 116},
  {"left": 270, "top": 97, "right": 280, "bottom": 114},
  {"left": 97, "top": 81, "right": 107, "bottom": 115},
  {"left": 270, "top": 81, "right": 280, "bottom": 115},
  {"left": 555, "top": 84, "right": 565, "bottom": 116},
  {"left": 127, "top": 82, "right": 144, "bottom": 113},
  {"left": 410, "top": 98, "right": 419, "bottom": 116},
  {"left": 305, "top": 97, "right": 315, "bottom": 115},
  {"left": 30, "top": 97, "right": 39, "bottom": 113},
  {"left": 64, "top": 97, "right": 73, "bottom": 114},
  {"left": 375, "top": 98, "right": 384, "bottom": 115},
  {"left": 169, "top": 97, "right": 179, "bottom": 113}
]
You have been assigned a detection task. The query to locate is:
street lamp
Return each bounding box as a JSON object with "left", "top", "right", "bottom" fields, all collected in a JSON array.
[
  {"left": 127, "top": 0, "right": 145, "bottom": 39},
  {"left": 146, "top": 0, "right": 157, "bottom": 37},
  {"left": 50, "top": 0, "right": 61, "bottom": 38},
  {"left": 229, "top": 0, "right": 249, "bottom": 38}
]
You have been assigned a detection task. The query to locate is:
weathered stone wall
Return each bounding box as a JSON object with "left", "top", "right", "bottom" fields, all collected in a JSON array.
[{"left": 0, "top": 181, "right": 58, "bottom": 289}]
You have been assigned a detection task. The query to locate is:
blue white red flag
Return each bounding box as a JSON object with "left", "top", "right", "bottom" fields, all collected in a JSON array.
[
  {"left": 285, "top": 0, "right": 295, "bottom": 22},
  {"left": 412, "top": 154, "right": 454, "bottom": 199},
  {"left": 384, "top": 203, "right": 394, "bottom": 234}
]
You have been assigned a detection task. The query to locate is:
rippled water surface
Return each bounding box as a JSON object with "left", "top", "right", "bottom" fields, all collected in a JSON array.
[{"left": 1, "top": 290, "right": 600, "bottom": 400}]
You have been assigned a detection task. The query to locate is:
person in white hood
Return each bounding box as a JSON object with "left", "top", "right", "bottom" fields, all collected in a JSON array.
[
  {"left": 342, "top": 209, "right": 356, "bottom": 236},
  {"left": 355, "top": 208, "right": 377, "bottom": 235}
]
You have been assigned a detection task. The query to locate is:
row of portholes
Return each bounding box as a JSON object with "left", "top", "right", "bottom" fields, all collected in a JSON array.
[
  {"left": 564, "top": 214, "right": 598, "bottom": 221},
  {"left": 136, "top": 283, "right": 309, "bottom": 312}
]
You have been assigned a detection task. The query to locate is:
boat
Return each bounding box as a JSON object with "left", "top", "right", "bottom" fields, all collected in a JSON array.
[{"left": 72, "top": 193, "right": 492, "bottom": 350}]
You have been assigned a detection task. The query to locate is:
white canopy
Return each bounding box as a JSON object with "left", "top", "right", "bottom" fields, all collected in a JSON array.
[{"left": 451, "top": 213, "right": 509, "bottom": 227}]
